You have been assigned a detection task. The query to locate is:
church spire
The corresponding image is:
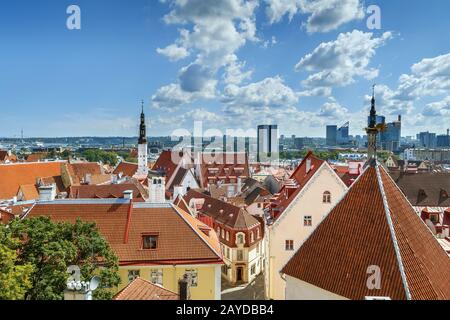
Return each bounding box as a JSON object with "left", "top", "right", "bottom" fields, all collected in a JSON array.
[
  {"left": 366, "top": 85, "right": 378, "bottom": 165},
  {"left": 138, "top": 100, "right": 147, "bottom": 145}
]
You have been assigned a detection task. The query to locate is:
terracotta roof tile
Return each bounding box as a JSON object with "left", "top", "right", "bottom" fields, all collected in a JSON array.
[
  {"left": 113, "top": 162, "right": 138, "bottom": 177},
  {"left": 26, "top": 201, "right": 222, "bottom": 265},
  {"left": 68, "top": 184, "right": 145, "bottom": 202},
  {"left": 183, "top": 189, "right": 260, "bottom": 230},
  {"left": 281, "top": 164, "right": 450, "bottom": 300},
  {"left": 113, "top": 277, "right": 179, "bottom": 300},
  {"left": 0, "top": 161, "right": 65, "bottom": 200}
]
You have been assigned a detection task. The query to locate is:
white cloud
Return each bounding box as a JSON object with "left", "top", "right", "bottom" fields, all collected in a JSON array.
[
  {"left": 222, "top": 76, "right": 299, "bottom": 111},
  {"left": 296, "top": 30, "right": 392, "bottom": 90},
  {"left": 397, "top": 53, "right": 450, "bottom": 99},
  {"left": 156, "top": 44, "right": 190, "bottom": 61},
  {"left": 423, "top": 96, "right": 450, "bottom": 117},
  {"left": 153, "top": 0, "right": 259, "bottom": 110},
  {"left": 317, "top": 101, "right": 349, "bottom": 118},
  {"left": 265, "top": 0, "right": 364, "bottom": 33}
]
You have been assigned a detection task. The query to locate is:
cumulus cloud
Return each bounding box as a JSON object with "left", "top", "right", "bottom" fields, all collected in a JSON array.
[
  {"left": 317, "top": 101, "right": 349, "bottom": 118},
  {"left": 156, "top": 44, "right": 190, "bottom": 61},
  {"left": 153, "top": 0, "right": 259, "bottom": 110},
  {"left": 396, "top": 53, "right": 450, "bottom": 100},
  {"left": 222, "top": 76, "right": 299, "bottom": 110},
  {"left": 295, "top": 30, "right": 392, "bottom": 90},
  {"left": 265, "top": 0, "right": 364, "bottom": 33},
  {"left": 422, "top": 96, "right": 450, "bottom": 117}
]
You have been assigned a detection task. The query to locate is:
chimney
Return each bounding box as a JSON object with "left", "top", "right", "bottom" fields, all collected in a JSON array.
[
  {"left": 84, "top": 173, "right": 92, "bottom": 185},
  {"left": 306, "top": 159, "right": 312, "bottom": 173},
  {"left": 398, "top": 115, "right": 402, "bottom": 122},
  {"left": 447, "top": 129, "right": 449, "bottom": 136},
  {"left": 39, "top": 185, "right": 56, "bottom": 202},
  {"left": 173, "top": 185, "right": 185, "bottom": 200},
  {"left": 123, "top": 190, "right": 133, "bottom": 200},
  {"left": 178, "top": 274, "right": 190, "bottom": 300}
]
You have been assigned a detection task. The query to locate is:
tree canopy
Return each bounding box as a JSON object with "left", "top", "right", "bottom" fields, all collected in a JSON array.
[{"left": 4, "top": 217, "right": 120, "bottom": 300}]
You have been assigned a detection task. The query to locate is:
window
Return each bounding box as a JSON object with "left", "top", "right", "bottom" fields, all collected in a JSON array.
[
  {"left": 304, "top": 216, "right": 312, "bottom": 227},
  {"left": 142, "top": 235, "right": 158, "bottom": 249},
  {"left": 128, "top": 270, "right": 140, "bottom": 283},
  {"left": 216, "top": 226, "right": 220, "bottom": 235},
  {"left": 250, "top": 264, "right": 256, "bottom": 275},
  {"left": 221, "top": 229, "right": 225, "bottom": 239},
  {"left": 185, "top": 269, "right": 198, "bottom": 287},
  {"left": 237, "top": 250, "right": 244, "bottom": 261},
  {"left": 285, "top": 240, "right": 294, "bottom": 251},
  {"left": 226, "top": 247, "right": 230, "bottom": 259},
  {"left": 150, "top": 269, "right": 163, "bottom": 286},
  {"left": 256, "top": 228, "right": 260, "bottom": 239},
  {"left": 323, "top": 191, "right": 331, "bottom": 203},
  {"left": 250, "top": 231, "right": 254, "bottom": 243},
  {"left": 429, "top": 214, "right": 439, "bottom": 223},
  {"left": 226, "top": 231, "right": 230, "bottom": 241},
  {"left": 236, "top": 233, "right": 244, "bottom": 244}
]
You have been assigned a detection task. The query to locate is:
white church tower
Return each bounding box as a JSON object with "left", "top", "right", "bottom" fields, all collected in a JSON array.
[{"left": 135, "top": 101, "right": 149, "bottom": 179}]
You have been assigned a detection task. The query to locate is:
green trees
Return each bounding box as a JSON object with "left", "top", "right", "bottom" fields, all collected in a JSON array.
[
  {"left": 2, "top": 217, "right": 120, "bottom": 300},
  {"left": 82, "top": 149, "right": 119, "bottom": 166},
  {"left": 0, "top": 227, "right": 33, "bottom": 300}
]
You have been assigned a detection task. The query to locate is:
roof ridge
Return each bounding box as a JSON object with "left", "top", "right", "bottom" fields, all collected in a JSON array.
[
  {"left": 170, "top": 203, "right": 222, "bottom": 260},
  {"left": 375, "top": 164, "right": 412, "bottom": 300}
]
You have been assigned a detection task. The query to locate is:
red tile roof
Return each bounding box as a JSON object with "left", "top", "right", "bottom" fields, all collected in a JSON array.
[
  {"left": 65, "top": 162, "right": 103, "bottom": 185},
  {"left": 0, "top": 150, "right": 17, "bottom": 163},
  {"left": 183, "top": 189, "right": 260, "bottom": 230},
  {"left": 198, "top": 153, "right": 250, "bottom": 188},
  {"left": 25, "top": 201, "right": 222, "bottom": 265},
  {"left": 113, "top": 161, "right": 141, "bottom": 177},
  {"left": 281, "top": 163, "right": 450, "bottom": 300},
  {"left": 113, "top": 277, "right": 179, "bottom": 300},
  {"left": 268, "top": 152, "right": 325, "bottom": 221},
  {"left": 68, "top": 184, "right": 145, "bottom": 202},
  {"left": 153, "top": 150, "right": 179, "bottom": 182},
  {"left": 0, "top": 162, "right": 65, "bottom": 200}
]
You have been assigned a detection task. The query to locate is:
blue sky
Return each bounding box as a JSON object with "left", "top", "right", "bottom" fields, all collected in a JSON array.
[{"left": 1, "top": 0, "right": 450, "bottom": 138}]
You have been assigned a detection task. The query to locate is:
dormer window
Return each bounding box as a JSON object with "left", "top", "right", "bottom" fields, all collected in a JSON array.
[
  {"left": 429, "top": 214, "right": 439, "bottom": 223},
  {"left": 142, "top": 234, "right": 158, "bottom": 250}
]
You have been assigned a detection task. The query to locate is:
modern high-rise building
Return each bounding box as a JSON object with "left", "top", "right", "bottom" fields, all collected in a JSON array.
[
  {"left": 417, "top": 131, "right": 437, "bottom": 148},
  {"left": 337, "top": 122, "right": 350, "bottom": 145},
  {"left": 257, "top": 124, "right": 279, "bottom": 163},
  {"left": 326, "top": 125, "right": 337, "bottom": 146},
  {"left": 380, "top": 115, "right": 402, "bottom": 152},
  {"left": 437, "top": 129, "right": 450, "bottom": 148}
]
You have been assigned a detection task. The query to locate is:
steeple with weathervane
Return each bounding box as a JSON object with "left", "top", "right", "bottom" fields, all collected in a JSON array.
[
  {"left": 135, "top": 100, "right": 149, "bottom": 178},
  {"left": 366, "top": 85, "right": 379, "bottom": 164}
]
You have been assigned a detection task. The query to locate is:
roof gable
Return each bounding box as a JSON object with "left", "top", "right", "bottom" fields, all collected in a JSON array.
[{"left": 282, "top": 164, "right": 450, "bottom": 300}]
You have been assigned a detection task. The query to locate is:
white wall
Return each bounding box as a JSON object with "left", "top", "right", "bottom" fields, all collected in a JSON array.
[
  {"left": 266, "top": 163, "right": 348, "bottom": 300},
  {"left": 285, "top": 275, "right": 347, "bottom": 300}
]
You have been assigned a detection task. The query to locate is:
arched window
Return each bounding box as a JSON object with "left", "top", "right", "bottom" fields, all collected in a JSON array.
[
  {"left": 256, "top": 228, "right": 260, "bottom": 239},
  {"left": 250, "top": 231, "right": 254, "bottom": 243},
  {"left": 226, "top": 231, "right": 230, "bottom": 241},
  {"left": 323, "top": 191, "right": 331, "bottom": 203},
  {"left": 236, "top": 233, "right": 244, "bottom": 244}
]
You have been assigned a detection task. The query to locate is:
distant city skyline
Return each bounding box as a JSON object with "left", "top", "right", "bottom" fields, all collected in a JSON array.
[{"left": 1, "top": 1, "right": 450, "bottom": 137}]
